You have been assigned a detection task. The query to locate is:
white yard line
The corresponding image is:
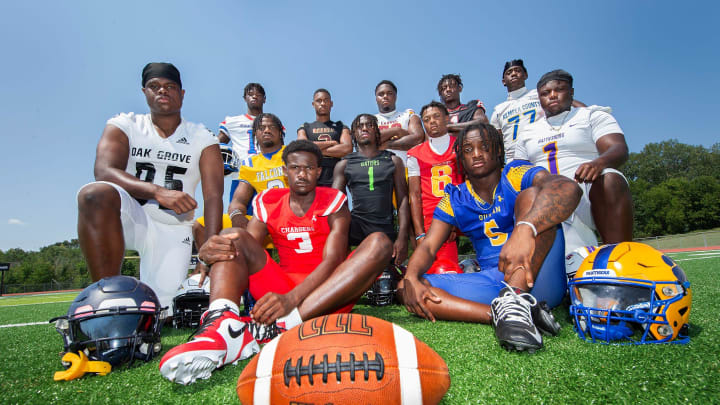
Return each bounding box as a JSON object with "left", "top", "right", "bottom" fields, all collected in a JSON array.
[
  {"left": 0, "top": 321, "right": 48, "bottom": 328},
  {"left": 0, "top": 301, "right": 72, "bottom": 307}
]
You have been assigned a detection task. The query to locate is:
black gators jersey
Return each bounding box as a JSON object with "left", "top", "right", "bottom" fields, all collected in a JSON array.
[
  {"left": 302, "top": 120, "right": 347, "bottom": 186},
  {"left": 448, "top": 99, "right": 485, "bottom": 124},
  {"left": 343, "top": 150, "right": 396, "bottom": 224}
]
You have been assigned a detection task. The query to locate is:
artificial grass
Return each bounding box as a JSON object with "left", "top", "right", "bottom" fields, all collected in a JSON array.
[{"left": 0, "top": 253, "right": 717, "bottom": 404}]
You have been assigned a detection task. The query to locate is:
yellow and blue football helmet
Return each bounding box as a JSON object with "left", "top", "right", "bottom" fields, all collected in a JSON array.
[{"left": 569, "top": 242, "right": 692, "bottom": 344}]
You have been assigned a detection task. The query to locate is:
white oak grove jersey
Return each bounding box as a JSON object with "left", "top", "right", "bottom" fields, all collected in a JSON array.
[
  {"left": 490, "top": 87, "right": 543, "bottom": 162},
  {"left": 514, "top": 106, "right": 622, "bottom": 179},
  {"left": 107, "top": 112, "right": 218, "bottom": 225},
  {"left": 219, "top": 113, "right": 257, "bottom": 162},
  {"left": 376, "top": 108, "right": 415, "bottom": 164}
]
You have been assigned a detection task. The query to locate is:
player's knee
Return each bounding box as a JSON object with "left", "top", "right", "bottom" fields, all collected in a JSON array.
[
  {"left": 77, "top": 183, "right": 119, "bottom": 212},
  {"left": 365, "top": 232, "right": 393, "bottom": 260},
  {"left": 594, "top": 173, "right": 631, "bottom": 205},
  {"left": 515, "top": 187, "right": 539, "bottom": 213}
]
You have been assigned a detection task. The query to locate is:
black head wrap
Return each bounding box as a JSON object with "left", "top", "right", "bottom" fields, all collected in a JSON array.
[
  {"left": 537, "top": 69, "right": 573, "bottom": 90},
  {"left": 142, "top": 62, "right": 182, "bottom": 88},
  {"left": 503, "top": 59, "right": 527, "bottom": 76}
]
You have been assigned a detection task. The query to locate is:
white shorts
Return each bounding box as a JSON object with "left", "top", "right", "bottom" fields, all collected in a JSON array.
[
  {"left": 79, "top": 181, "right": 193, "bottom": 313},
  {"left": 562, "top": 168, "right": 628, "bottom": 256}
]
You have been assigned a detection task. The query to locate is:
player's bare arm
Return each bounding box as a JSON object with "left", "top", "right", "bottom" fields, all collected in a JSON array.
[
  {"left": 401, "top": 218, "right": 454, "bottom": 321},
  {"left": 384, "top": 115, "right": 425, "bottom": 151},
  {"left": 252, "top": 204, "right": 351, "bottom": 325},
  {"left": 408, "top": 176, "right": 426, "bottom": 242},
  {"left": 447, "top": 108, "right": 490, "bottom": 132},
  {"left": 227, "top": 181, "right": 256, "bottom": 228},
  {"left": 298, "top": 127, "right": 340, "bottom": 152},
  {"left": 330, "top": 159, "right": 349, "bottom": 190},
  {"left": 392, "top": 155, "right": 410, "bottom": 264},
  {"left": 320, "top": 127, "right": 353, "bottom": 158},
  {"left": 94, "top": 124, "right": 198, "bottom": 215},
  {"left": 574, "top": 133, "right": 628, "bottom": 183},
  {"left": 199, "top": 143, "right": 224, "bottom": 239},
  {"left": 498, "top": 171, "right": 581, "bottom": 284}
]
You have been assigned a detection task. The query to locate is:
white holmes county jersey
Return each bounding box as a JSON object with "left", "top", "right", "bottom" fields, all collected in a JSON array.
[
  {"left": 376, "top": 108, "right": 415, "bottom": 164},
  {"left": 490, "top": 87, "right": 543, "bottom": 162},
  {"left": 514, "top": 106, "right": 623, "bottom": 179},
  {"left": 219, "top": 114, "right": 257, "bottom": 162},
  {"left": 107, "top": 112, "right": 218, "bottom": 226}
]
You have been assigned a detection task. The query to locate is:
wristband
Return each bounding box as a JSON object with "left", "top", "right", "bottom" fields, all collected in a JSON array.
[
  {"left": 229, "top": 209, "right": 244, "bottom": 220},
  {"left": 197, "top": 256, "right": 211, "bottom": 269},
  {"left": 515, "top": 221, "right": 538, "bottom": 237},
  {"left": 415, "top": 233, "right": 426, "bottom": 241}
]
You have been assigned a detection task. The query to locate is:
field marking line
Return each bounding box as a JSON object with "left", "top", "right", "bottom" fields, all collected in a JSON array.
[
  {"left": 0, "top": 301, "right": 72, "bottom": 308},
  {"left": 674, "top": 257, "right": 720, "bottom": 262},
  {"left": 0, "top": 321, "right": 47, "bottom": 328}
]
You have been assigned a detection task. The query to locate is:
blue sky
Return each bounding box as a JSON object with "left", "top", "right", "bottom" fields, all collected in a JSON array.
[{"left": 1, "top": 1, "right": 718, "bottom": 251}]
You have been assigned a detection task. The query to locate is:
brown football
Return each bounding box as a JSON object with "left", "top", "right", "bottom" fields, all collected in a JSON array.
[{"left": 237, "top": 313, "right": 450, "bottom": 404}]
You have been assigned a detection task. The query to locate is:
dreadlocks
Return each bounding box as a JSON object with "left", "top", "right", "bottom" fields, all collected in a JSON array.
[
  {"left": 252, "top": 113, "right": 285, "bottom": 148},
  {"left": 454, "top": 123, "right": 505, "bottom": 172},
  {"left": 437, "top": 74, "right": 463, "bottom": 93},
  {"left": 244, "top": 82, "right": 265, "bottom": 97},
  {"left": 350, "top": 114, "right": 381, "bottom": 149}
]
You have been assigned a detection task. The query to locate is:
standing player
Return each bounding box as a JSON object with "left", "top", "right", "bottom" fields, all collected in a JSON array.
[
  {"left": 437, "top": 74, "right": 489, "bottom": 133},
  {"left": 514, "top": 69, "right": 633, "bottom": 255},
  {"left": 297, "top": 89, "right": 352, "bottom": 186},
  {"left": 401, "top": 123, "right": 582, "bottom": 352},
  {"left": 407, "top": 101, "right": 464, "bottom": 274},
  {"left": 76, "top": 62, "right": 224, "bottom": 310},
  {"left": 332, "top": 114, "right": 410, "bottom": 265},
  {"left": 374, "top": 80, "right": 425, "bottom": 165},
  {"left": 218, "top": 83, "right": 265, "bottom": 163},
  {"left": 160, "top": 140, "right": 392, "bottom": 385},
  {"left": 491, "top": 60, "right": 586, "bottom": 162}
]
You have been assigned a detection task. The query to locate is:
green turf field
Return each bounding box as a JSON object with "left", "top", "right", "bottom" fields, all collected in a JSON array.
[{"left": 1, "top": 251, "right": 718, "bottom": 404}]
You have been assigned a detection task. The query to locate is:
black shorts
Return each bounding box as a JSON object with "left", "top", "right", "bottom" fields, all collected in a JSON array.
[{"left": 348, "top": 215, "right": 396, "bottom": 247}]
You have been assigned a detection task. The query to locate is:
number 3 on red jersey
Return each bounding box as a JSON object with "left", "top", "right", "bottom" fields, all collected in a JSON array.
[{"left": 287, "top": 232, "right": 313, "bottom": 253}]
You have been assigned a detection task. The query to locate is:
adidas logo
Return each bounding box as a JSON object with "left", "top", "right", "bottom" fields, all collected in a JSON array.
[
  {"left": 182, "top": 236, "right": 192, "bottom": 245},
  {"left": 176, "top": 137, "right": 189, "bottom": 145}
]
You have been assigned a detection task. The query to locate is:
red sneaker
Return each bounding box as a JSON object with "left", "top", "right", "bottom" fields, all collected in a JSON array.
[
  {"left": 240, "top": 316, "right": 287, "bottom": 345},
  {"left": 159, "top": 307, "right": 259, "bottom": 385}
]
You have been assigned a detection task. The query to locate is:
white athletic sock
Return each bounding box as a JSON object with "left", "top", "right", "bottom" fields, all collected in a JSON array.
[
  {"left": 208, "top": 298, "right": 239, "bottom": 314},
  {"left": 277, "top": 307, "right": 302, "bottom": 329}
]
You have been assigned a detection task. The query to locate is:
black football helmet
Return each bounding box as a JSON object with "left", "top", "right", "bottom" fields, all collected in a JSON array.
[
  {"left": 366, "top": 264, "right": 404, "bottom": 306},
  {"left": 172, "top": 274, "right": 210, "bottom": 329},
  {"left": 51, "top": 275, "right": 164, "bottom": 367}
]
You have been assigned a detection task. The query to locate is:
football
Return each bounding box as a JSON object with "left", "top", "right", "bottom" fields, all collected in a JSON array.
[{"left": 237, "top": 313, "right": 450, "bottom": 405}]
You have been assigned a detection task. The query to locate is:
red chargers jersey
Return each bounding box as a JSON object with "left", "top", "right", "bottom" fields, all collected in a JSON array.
[
  {"left": 252, "top": 187, "right": 347, "bottom": 276},
  {"left": 407, "top": 138, "right": 464, "bottom": 227}
]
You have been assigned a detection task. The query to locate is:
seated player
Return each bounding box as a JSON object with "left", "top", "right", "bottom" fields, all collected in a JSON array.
[
  {"left": 76, "top": 63, "right": 224, "bottom": 311},
  {"left": 159, "top": 140, "right": 392, "bottom": 385},
  {"left": 514, "top": 69, "right": 633, "bottom": 256},
  {"left": 297, "top": 88, "right": 352, "bottom": 186},
  {"left": 437, "top": 73, "right": 489, "bottom": 133},
  {"left": 332, "top": 113, "right": 410, "bottom": 264},
  {"left": 192, "top": 113, "right": 288, "bottom": 279},
  {"left": 407, "top": 101, "right": 464, "bottom": 273},
  {"left": 401, "top": 123, "right": 582, "bottom": 353},
  {"left": 374, "top": 80, "right": 425, "bottom": 165},
  {"left": 490, "top": 59, "right": 586, "bottom": 162}
]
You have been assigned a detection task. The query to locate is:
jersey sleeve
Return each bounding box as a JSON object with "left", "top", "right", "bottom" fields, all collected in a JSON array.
[
  {"left": 194, "top": 124, "right": 219, "bottom": 151},
  {"left": 589, "top": 109, "right": 623, "bottom": 142},
  {"left": 490, "top": 107, "right": 501, "bottom": 129},
  {"left": 106, "top": 112, "right": 135, "bottom": 134},
  {"left": 432, "top": 189, "right": 458, "bottom": 227},
  {"left": 474, "top": 99, "right": 486, "bottom": 113},
  {"left": 513, "top": 129, "right": 530, "bottom": 160},
  {"left": 406, "top": 156, "right": 420, "bottom": 177},
  {"left": 252, "top": 189, "right": 270, "bottom": 223},
  {"left": 218, "top": 119, "right": 229, "bottom": 136},
  {"left": 319, "top": 188, "right": 347, "bottom": 217},
  {"left": 504, "top": 160, "right": 546, "bottom": 192},
  {"left": 237, "top": 162, "right": 252, "bottom": 185}
]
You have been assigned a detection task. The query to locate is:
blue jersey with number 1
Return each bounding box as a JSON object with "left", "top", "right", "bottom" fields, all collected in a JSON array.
[{"left": 433, "top": 159, "right": 545, "bottom": 270}]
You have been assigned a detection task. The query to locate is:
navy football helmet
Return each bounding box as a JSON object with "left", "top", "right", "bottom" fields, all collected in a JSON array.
[
  {"left": 51, "top": 276, "right": 164, "bottom": 367},
  {"left": 172, "top": 274, "right": 210, "bottom": 329},
  {"left": 220, "top": 143, "right": 239, "bottom": 175},
  {"left": 366, "top": 264, "right": 404, "bottom": 306}
]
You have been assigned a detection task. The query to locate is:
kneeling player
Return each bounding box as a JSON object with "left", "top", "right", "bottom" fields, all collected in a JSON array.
[
  {"left": 160, "top": 140, "right": 392, "bottom": 385},
  {"left": 401, "top": 124, "right": 582, "bottom": 352}
]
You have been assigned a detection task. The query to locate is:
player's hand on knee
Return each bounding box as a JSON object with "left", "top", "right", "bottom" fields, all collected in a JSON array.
[
  {"left": 156, "top": 188, "right": 198, "bottom": 214},
  {"left": 401, "top": 277, "right": 440, "bottom": 322},
  {"left": 574, "top": 160, "right": 604, "bottom": 183},
  {"left": 198, "top": 234, "right": 238, "bottom": 265},
  {"left": 251, "top": 293, "right": 292, "bottom": 325}
]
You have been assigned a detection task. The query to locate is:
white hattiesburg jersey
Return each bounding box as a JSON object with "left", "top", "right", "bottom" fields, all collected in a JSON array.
[
  {"left": 376, "top": 108, "right": 415, "bottom": 164},
  {"left": 219, "top": 114, "right": 256, "bottom": 162},
  {"left": 490, "top": 87, "right": 543, "bottom": 162},
  {"left": 514, "top": 106, "right": 622, "bottom": 179},
  {"left": 107, "top": 112, "right": 217, "bottom": 225}
]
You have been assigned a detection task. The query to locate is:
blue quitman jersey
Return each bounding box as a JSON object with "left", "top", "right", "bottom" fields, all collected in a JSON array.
[{"left": 433, "top": 160, "right": 545, "bottom": 270}]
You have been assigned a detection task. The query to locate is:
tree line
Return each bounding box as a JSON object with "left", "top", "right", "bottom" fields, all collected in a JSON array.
[{"left": 1, "top": 139, "right": 718, "bottom": 290}]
